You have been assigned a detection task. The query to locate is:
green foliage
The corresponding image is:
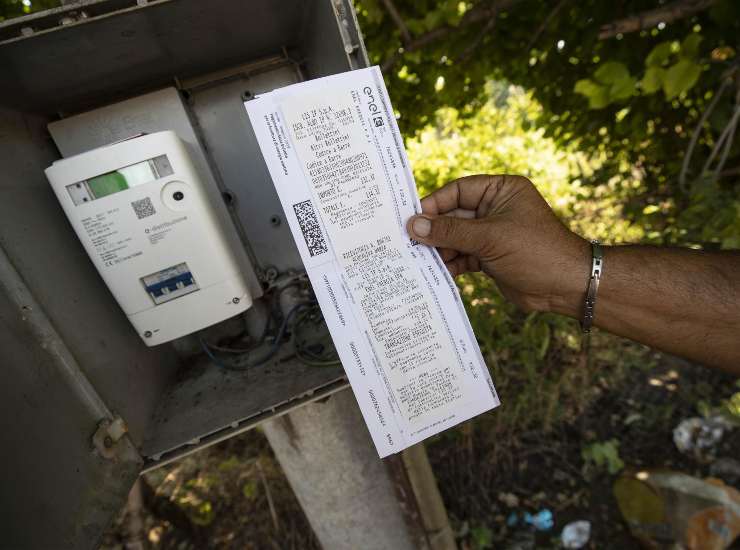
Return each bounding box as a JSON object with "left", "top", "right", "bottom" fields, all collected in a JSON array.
[
  {"left": 640, "top": 66, "right": 665, "bottom": 94},
  {"left": 470, "top": 525, "right": 494, "bottom": 549},
  {"left": 581, "top": 439, "right": 624, "bottom": 475},
  {"left": 0, "top": 0, "right": 59, "bottom": 21},
  {"left": 408, "top": 88, "right": 647, "bottom": 436},
  {"left": 575, "top": 62, "right": 636, "bottom": 108},
  {"left": 645, "top": 42, "right": 674, "bottom": 67},
  {"left": 637, "top": 35, "right": 704, "bottom": 100},
  {"left": 178, "top": 477, "right": 216, "bottom": 526},
  {"left": 662, "top": 58, "right": 702, "bottom": 100},
  {"left": 722, "top": 391, "right": 740, "bottom": 422},
  {"left": 574, "top": 78, "right": 610, "bottom": 109},
  {"left": 357, "top": 0, "right": 740, "bottom": 249},
  {"left": 241, "top": 480, "right": 259, "bottom": 500}
]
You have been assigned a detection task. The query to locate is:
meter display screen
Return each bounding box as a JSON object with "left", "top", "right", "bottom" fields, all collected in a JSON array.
[
  {"left": 87, "top": 162, "right": 153, "bottom": 198},
  {"left": 66, "top": 155, "right": 173, "bottom": 205}
]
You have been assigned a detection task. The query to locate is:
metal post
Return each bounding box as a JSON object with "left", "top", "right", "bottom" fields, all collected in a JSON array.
[{"left": 263, "top": 388, "right": 456, "bottom": 550}]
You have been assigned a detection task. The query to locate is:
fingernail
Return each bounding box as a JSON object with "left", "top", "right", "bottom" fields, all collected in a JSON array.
[{"left": 412, "top": 216, "right": 431, "bottom": 237}]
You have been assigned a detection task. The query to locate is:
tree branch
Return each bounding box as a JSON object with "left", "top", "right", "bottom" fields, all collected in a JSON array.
[
  {"left": 379, "top": 0, "right": 412, "bottom": 45},
  {"left": 598, "top": 0, "right": 716, "bottom": 40},
  {"left": 458, "top": 1, "right": 502, "bottom": 63},
  {"left": 381, "top": 0, "right": 524, "bottom": 73}
]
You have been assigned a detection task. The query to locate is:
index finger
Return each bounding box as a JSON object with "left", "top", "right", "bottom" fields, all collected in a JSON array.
[{"left": 420, "top": 175, "right": 504, "bottom": 215}]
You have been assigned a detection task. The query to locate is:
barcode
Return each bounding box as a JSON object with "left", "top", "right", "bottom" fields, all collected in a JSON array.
[
  {"left": 131, "top": 197, "right": 156, "bottom": 219},
  {"left": 293, "top": 199, "right": 328, "bottom": 257}
]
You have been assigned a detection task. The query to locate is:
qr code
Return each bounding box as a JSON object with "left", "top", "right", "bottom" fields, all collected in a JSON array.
[
  {"left": 293, "top": 200, "right": 328, "bottom": 257},
  {"left": 131, "top": 197, "right": 156, "bottom": 219}
]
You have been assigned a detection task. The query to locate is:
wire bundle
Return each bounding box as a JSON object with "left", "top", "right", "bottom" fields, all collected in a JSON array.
[{"left": 199, "top": 279, "right": 341, "bottom": 373}]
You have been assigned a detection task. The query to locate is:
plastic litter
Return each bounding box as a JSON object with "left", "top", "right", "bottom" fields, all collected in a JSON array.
[
  {"left": 524, "top": 509, "right": 553, "bottom": 531},
  {"left": 505, "top": 508, "right": 553, "bottom": 531},
  {"left": 561, "top": 520, "right": 591, "bottom": 549},
  {"left": 614, "top": 469, "right": 740, "bottom": 549},
  {"left": 673, "top": 416, "right": 734, "bottom": 462}
]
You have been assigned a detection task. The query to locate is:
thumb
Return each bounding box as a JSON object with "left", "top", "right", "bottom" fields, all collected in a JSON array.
[{"left": 407, "top": 214, "right": 486, "bottom": 256}]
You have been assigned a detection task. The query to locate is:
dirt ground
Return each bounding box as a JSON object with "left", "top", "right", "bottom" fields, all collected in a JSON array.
[{"left": 101, "top": 347, "right": 740, "bottom": 550}]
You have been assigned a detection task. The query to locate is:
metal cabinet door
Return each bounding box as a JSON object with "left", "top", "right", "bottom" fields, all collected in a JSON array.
[{"left": 0, "top": 248, "right": 142, "bottom": 549}]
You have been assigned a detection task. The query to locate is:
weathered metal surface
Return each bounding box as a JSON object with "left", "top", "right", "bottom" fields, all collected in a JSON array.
[
  {"left": 0, "top": 107, "right": 180, "bottom": 449},
  {"left": 0, "top": 1, "right": 451, "bottom": 548},
  {"left": 0, "top": 0, "right": 308, "bottom": 114},
  {"left": 0, "top": 242, "right": 143, "bottom": 549}
]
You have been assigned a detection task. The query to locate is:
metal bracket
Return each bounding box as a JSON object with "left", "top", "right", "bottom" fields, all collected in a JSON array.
[{"left": 92, "top": 416, "right": 129, "bottom": 460}]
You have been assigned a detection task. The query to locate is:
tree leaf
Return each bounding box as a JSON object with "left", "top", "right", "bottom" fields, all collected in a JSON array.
[
  {"left": 662, "top": 58, "right": 702, "bottom": 99},
  {"left": 680, "top": 33, "right": 703, "bottom": 59},
  {"left": 640, "top": 66, "right": 665, "bottom": 94},
  {"left": 574, "top": 79, "right": 610, "bottom": 109},
  {"left": 645, "top": 42, "right": 673, "bottom": 67},
  {"left": 609, "top": 75, "right": 637, "bottom": 101},
  {"left": 594, "top": 61, "right": 631, "bottom": 85}
]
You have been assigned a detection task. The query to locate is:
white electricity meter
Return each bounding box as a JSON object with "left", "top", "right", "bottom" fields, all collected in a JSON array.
[{"left": 45, "top": 131, "right": 252, "bottom": 346}]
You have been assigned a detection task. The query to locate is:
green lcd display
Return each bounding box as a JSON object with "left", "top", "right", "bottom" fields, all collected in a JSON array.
[
  {"left": 85, "top": 160, "right": 159, "bottom": 199},
  {"left": 67, "top": 156, "right": 171, "bottom": 205},
  {"left": 86, "top": 171, "right": 129, "bottom": 199}
]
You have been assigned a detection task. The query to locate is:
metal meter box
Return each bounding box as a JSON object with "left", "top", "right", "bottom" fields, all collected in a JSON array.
[{"left": 0, "top": 1, "right": 368, "bottom": 547}]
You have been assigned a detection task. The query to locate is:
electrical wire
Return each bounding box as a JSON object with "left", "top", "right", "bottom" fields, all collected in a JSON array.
[
  {"left": 205, "top": 312, "right": 272, "bottom": 354},
  {"left": 201, "top": 273, "right": 341, "bottom": 371},
  {"left": 201, "top": 275, "right": 307, "bottom": 354},
  {"left": 200, "top": 302, "right": 310, "bottom": 372},
  {"left": 291, "top": 304, "right": 342, "bottom": 367}
]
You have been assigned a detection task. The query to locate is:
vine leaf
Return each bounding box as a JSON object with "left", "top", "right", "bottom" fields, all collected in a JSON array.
[
  {"left": 663, "top": 58, "right": 702, "bottom": 99},
  {"left": 575, "top": 61, "right": 636, "bottom": 108},
  {"left": 641, "top": 66, "right": 666, "bottom": 94},
  {"left": 680, "top": 33, "right": 703, "bottom": 59},
  {"left": 574, "top": 79, "right": 609, "bottom": 109},
  {"left": 646, "top": 42, "right": 673, "bottom": 67}
]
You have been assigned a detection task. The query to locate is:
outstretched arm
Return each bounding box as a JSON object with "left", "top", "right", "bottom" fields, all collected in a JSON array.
[{"left": 406, "top": 174, "right": 740, "bottom": 374}]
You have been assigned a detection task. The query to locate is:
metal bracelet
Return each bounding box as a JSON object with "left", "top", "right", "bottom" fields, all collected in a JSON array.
[{"left": 581, "top": 240, "right": 603, "bottom": 333}]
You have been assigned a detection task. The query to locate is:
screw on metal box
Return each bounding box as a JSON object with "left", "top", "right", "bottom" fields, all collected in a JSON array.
[
  {"left": 265, "top": 267, "right": 279, "bottom": 282},
  {"left": 232, "top": 297, "right": 240, "bottom": 304},
  {"left": 270, "top": 215, "right": 281, "bottom": 227},
  {"left": 143, "top": 330, "right": 152, "bottom": 338}
]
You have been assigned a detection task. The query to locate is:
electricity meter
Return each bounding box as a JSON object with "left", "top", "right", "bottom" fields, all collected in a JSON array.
[{"left": 45, "top": 131, "right": 251, "bottom": 345}]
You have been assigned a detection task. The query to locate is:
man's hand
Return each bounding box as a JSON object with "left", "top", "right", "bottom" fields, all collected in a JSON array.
[
  {"left": 406, "top": 174, "right": 588, "bottom": 315},
  {"left": 406, "top": 174, "right": 740, "bottom": 373}
]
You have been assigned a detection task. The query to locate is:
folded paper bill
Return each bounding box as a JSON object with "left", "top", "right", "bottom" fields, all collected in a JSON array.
[{"left": 245, "top": 66, "right": 500, "bottom": 457}]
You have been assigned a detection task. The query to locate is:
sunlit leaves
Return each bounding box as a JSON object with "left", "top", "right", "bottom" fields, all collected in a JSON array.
[
  {"left": 582, "top": 439, "right": 624, "bottom": 475},
  {"left": 574, "top": 62, "right": 636, "bottom": 109},
  {"left": 639, "top": 34, "right": 704, "bottom": 99},
  {"left": 662, "top": 58, "right": 702, "bottom": 99},
  {"left": 574, "top": 79, "right": 610, "bottom": 109},
  {"left": 579, "top": 34, "right": 703, "bottom": 108},
  {"left": 681, "top": 33, "right": 703, "bottom": 58},
  {"left": 355, "top": 0, "right": 740, "bottom": 247},
  {"left": 645, "top": 42, "right": 673, "bottom": 67},
  {"left": 640, "top": 67, "right": 665, "bottom": 94}
]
